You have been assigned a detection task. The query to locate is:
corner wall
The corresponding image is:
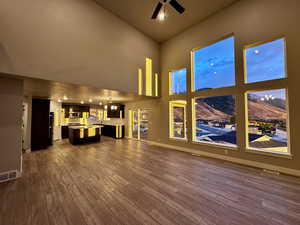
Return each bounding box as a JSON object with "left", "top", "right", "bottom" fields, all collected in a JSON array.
[
  {"left": 0, "top": 76, "right": 23, "bottom": 174},
  {"left": 126, "top": 0, "right": 300, "bottom": 173}
]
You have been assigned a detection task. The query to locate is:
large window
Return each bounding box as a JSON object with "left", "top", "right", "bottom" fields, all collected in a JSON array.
[
  {"left": 244, "top": 37, "right": 290, "bottom": 155},
  {"left": 245, "top": 38, "right": 286, "bottom": 83},
  {"left": 169, "top": 68, "right": 187, "bottom": 95},
  {"left": 169, "top": 101, "right": 187, "bottom": 139},
  {"left": 192, "top": 36, "right": 235, "bottom": 91},
  {"left": 247, "top": 89, "right": 288, "bottom": 153},
  {"left": 193, "top": 95, "right": 237, "bottom": 147},
  {"left": 188, "top": 36, "right": 290, "bottom": 156}
]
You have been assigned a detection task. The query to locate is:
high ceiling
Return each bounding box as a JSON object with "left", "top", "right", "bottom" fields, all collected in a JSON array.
[{"left": 94, "top": 0, "right": 240, "bottom": 42}]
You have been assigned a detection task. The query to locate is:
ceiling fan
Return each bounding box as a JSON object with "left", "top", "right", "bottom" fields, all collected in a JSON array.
[{"left": 151, "top": 0, "right": 185, "bottom": 20}]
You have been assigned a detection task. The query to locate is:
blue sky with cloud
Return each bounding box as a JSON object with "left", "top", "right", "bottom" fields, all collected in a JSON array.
[
  {"left": 194, "top": 36, "right": 235, "bottom": 90},
  {"left": 173, "top": 37, "right": 286, "bottom": 99},
  {"left": 172, "top": 68, "right": 187, "bottom": 94},
  {"left": 246, "top": 38, "right": 285, "bottom": 84}
]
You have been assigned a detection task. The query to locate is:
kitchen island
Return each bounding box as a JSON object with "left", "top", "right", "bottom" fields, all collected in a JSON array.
[
  {"left": 68, "top": 125, "right": 102, "bottom": 145},
  {"left": 97, "top": 123, "right": 125, "bottom": 139}
]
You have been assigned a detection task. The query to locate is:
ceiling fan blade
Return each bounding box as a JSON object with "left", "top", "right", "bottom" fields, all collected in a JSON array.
[
  {"left": 151, "top": 2, "right": 163, "bottom": 19},
  {"left": 169, "top": 0, "right": 185, "bottom": 14}
]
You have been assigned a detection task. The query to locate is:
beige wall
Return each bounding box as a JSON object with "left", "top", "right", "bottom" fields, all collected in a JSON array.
[
  {"left": 0, "top": 0, "right": 160, "bottom": 93},
  {"left": 0, "top": 76, "right": 23, "bottom": 174},
  {"left": 126, "top": 0, "right": 300, "bottom": 172}
]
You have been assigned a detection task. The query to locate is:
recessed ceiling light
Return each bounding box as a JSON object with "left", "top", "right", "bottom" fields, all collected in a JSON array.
[
  {"left": 80, "top": 101, "right": 84, "bottom": 104},
  {"left": 63, "top": 96, "right": 68, "bottom": 100},
  {"left": 99, "top": 102, "right": 103, "bottom": 105},
  {"left": 89, "top": 99, "right": 92, "bottom": 103},
  {"left": 58, "top": 99, "right": 62, "bottom": 103},
  {"left": 104, "top": 105, "right": 108, "bottom": 110},
  {"left": 254, "top": 50, "right": 260, "bottom": 54}
]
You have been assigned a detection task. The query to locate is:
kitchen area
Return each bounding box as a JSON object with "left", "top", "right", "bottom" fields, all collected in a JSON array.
[
  {"left": 24, "top": 97, "right": 126, "bottom": 151},
  {"left": 61, "top": 103, "right": 125, "bottom": 144}
]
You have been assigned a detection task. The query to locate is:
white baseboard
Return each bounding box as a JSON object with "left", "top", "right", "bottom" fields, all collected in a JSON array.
[{"left": 146, "top": 140, "right": 300, "bottom": 177}]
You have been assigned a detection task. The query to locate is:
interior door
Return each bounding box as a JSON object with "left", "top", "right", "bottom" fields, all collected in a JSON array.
[
  {"left": 132, "top": 110, "right": 139, "bottom": 139},
  {"left": 140, "top": 109, "right": 150, "bottom": 140}
]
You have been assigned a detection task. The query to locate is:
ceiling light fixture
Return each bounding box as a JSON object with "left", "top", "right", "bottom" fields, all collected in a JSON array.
[
  {"left": 151, "top": 0, "right": 185, "bottom": 20},
  {"left": 89, "top": 99, "right": 92, "bottom": 103},
  {"left": 99, "top": 102, "right": 103, "bottom": 105},
  {"left": 58, "top": 99, "right": 62, "bottom": 103},
  {"left": 63, "top": 96, "right": 68, "bottom": 100},
  {"left": 158, "top": 10, "right": 166, "bottom": 21},
  {"left": 80, "top": 101, "right": 84, "bottom": 104}
]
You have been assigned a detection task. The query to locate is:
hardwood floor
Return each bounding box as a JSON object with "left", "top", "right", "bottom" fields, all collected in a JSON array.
[{"left": 1, "top": 137, "right": 300, "bottom": 225}]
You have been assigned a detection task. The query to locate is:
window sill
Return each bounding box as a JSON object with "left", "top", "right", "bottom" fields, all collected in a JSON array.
[
  {"left": 192, "top": 140, "right": 238, "bottom": 151},
  {"left": 246, "top": 148, "right": 292, "bottom": 159},
  {"left": 169, "top": 137, "right": 188, "bottom": 142}
]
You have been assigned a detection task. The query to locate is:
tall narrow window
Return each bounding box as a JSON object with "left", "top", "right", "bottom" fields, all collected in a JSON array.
[
  {"left": 247, "top": 89, "right": 289, "bottom": 153},
  {"left": 245, "top": 38, "right": 286, "bottom": 83},
  {"left": 155, "top": 73, "right": 159, "bottom": 97},
  {"left": 138, "top": 68, "right": 143, "bottom": 95},
  {"left": 169, "top": 101, "right": 187, "bottom": 140},
  {"left": 192, "top": 36, "right": 235, "bottom": 91},
  {"left": 169, "top": 68, "right": 187, "bottom": 95},
  {"left": 193, "top": 95, "right": 237, "bottom": 147},
  {"left": 146, "top": 58, "right": 153, "bottom": 96}
]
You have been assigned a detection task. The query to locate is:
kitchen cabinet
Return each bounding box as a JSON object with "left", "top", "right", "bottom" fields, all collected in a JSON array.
[
  {"left": 62, "top": 104, "right": 90, "bottom": 118},
  {"left": 69, "top": 126, "right": 101, "bottom": 145},
  {"left": 102, "top": 125, "right": 125, "bottom": 139},
  {"left": 107, "top": 104, "right": 125, "bottom": 118},
  {"left": 61, "top": 126, "right": 69, "bottom": 139}
]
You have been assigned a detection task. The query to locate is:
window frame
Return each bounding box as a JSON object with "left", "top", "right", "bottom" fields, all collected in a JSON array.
[
  {"left": 191, "top": 94, "right": 238, "bottom": 150},
  {"left": 187, "top": 35, "right": 292, "bottom": 157},
  {"left": 244, "top": 87, "right": 291, "bottom": 157},
  {"left": 169, "top": 100, "right": 187, "bottom": 141},
  {"left": 169, "top": 68, "right": 188, "bottom": 95},
  {"left": 191, "top": 34, "right": 236, "bottom": 93},
  {"left": 243, "top": 37, "right": 288, "bottom": 84},
  {"left": 242, "top": 37, "right": 291, "bottom": 157}
]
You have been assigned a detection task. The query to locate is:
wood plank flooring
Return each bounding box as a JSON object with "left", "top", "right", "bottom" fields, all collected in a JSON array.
[{"left": 1, "top": 137, "right": 300, "bottom": 225}]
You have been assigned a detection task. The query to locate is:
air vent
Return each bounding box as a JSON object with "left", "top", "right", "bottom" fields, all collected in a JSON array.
[{"left": 0, "top": 170, "right": 18, "bottom": 183}]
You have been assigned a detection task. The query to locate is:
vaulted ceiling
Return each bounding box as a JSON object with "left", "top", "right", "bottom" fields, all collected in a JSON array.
[{"left": 94, "top": 0, "right": 240, "bottom": 42}]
